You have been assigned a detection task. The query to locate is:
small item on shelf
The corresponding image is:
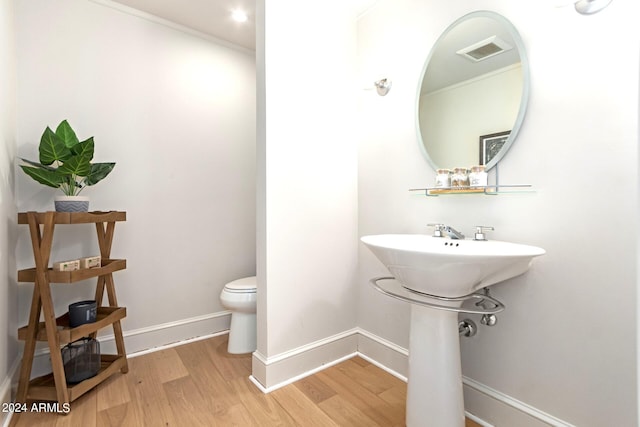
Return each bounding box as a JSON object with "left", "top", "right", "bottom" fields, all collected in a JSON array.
[
  {"left": 434, "top": 169, "right": 451, "bottom": 188},
  {"left": 451, "top": 167, "right": 469, "bottom": 188},
  {"left": 53, "top": 259, "right": 80, "bottom": 272},
  {"left": 68, "top": 300, "right": 97, "bottom": 327},
  {"left": 79, "top": 255, "right": 101, "bottom": 269},
  {"left": 469, "top": 165, "right": 488, "bottom": 187},
  {"left": 62, "top": 337, "right": 100, "bottom": 384}
]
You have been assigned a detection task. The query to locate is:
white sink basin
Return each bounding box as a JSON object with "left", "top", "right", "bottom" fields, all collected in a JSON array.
[{"left": 361, "top": 234, "right": 545, "bottom": 298}]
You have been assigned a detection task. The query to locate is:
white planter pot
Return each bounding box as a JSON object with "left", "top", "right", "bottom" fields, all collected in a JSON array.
[{"left": 54, "top": 196, "right": 90, "bottom": 212}]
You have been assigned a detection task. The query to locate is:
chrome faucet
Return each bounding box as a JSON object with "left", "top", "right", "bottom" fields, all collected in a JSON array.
[
  {"left": 444, "top": 226, "right": 465, "bottom": 240},
  {"left": 428, "top": 224, "right": 465, "bottom": 239}
]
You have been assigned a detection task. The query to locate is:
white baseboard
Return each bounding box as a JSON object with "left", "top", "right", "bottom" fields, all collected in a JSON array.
[
  {"left": 462, "top": 377, "right": 576, "bottom": 427},
  {"left": 249, "top": 351, "right": 357, "bottom": 394},
  {"left": 357, "top": 329, "right": 408, "bottom": 380},
  {"left": 251, "top": 328, "right": 359, "bottom": 391}
]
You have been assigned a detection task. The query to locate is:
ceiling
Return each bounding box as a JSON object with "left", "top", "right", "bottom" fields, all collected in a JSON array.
[
  {"left": 109, "top": 0, "right": 380, "bottom": 52},
  {"left": 111, "top": 0, "right": 257, "bottom": 50}
]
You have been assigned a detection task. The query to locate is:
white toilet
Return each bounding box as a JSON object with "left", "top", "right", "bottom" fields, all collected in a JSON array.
[{"left": 219, "top": 276, "right": 257, "bottom": 354}]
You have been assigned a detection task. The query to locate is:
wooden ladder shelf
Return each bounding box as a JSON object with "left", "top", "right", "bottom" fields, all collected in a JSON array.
[{"left": 16, "top": 211, "right": 128, "bottom": 410}]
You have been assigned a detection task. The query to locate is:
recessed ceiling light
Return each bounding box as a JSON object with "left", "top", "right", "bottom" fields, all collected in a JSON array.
[{"left": 231, "top": 9, "right": 248, "bottom": 23}]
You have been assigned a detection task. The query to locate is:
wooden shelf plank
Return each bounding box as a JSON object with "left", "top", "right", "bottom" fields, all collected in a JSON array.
[
  {"left": 427, "top": 187, "right": 490, "bottom": 195},
  {"left": 18, "top": 307, "right": 126, "bottom": 344},
  {"left": 18, "top": 259, "right": 126, "bottom": 283},
  {"left": 17, "top": 211, "right": 126, "bottom": 225},
  {"left": 409, "top": 184, "right": 532, "bottom": 197},
  {"left": 26, "top": 355, "right": 123, "bottom": 402}
]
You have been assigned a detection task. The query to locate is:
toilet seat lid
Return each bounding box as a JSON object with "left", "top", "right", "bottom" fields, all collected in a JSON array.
[{"left": 224, "top": 276, "right": 257, "bottom": 293}]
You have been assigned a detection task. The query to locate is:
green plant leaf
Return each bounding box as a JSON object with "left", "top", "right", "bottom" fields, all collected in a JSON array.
[
  {"left": 71, "top": 137, "right": 94, "bottom": 160},
  {"left": 55, "top": 120, "right": 80, "bottom": 148},
  {"left": 39, "top": 127, "right": 71, "bottom": 165},
  {"left": 20, "top": 165, "right": 64, "bottom": 188},
  {"left": 20, "top": 158, "right": 57, "bottom": 171},
  {"left": 85, "top": 162, "right": 115, "bottom": 186},
  {"left": 57, "top": 155, "right": 91, "bottom": 177}
]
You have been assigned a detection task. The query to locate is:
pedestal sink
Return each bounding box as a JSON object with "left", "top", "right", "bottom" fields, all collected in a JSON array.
[{"left": 361, "top": 234, "right": 545, "bottom": 427}]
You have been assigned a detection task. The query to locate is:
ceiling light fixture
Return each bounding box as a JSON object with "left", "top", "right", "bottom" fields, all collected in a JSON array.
[
  {"left": 554, "top": 0, "right": 613, "bottom": 15},
  {"left": 231, "top": 9, "right": 248, "bottom": 23},
  {"left": 574, "top": 0, "right": 613, "bottom": 14}
]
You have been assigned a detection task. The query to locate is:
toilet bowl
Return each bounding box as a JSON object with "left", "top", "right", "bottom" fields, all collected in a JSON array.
[{"left": 219, "top": 276, "right": 257, "bottom": 354}]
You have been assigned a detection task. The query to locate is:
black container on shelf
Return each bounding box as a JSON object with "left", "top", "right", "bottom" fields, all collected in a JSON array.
[
  {"left": 62, "top": 337, "right": 100, "bottom": 384},
  {"left": 68, "top": 300, "right": 97, "bottom": 328}
]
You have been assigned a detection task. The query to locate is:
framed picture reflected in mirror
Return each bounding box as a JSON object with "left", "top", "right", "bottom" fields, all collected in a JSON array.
[{"left": 479, "top": 130, "right": 511, "bottom": 165}]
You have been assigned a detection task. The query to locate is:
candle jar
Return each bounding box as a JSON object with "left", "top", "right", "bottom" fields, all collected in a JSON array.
[
  {"left": 452, "top": 167, "right": 469, "bottom": 188},
  {"left": 435, "top": 169, "right": 451, "bottom": 188},
  {"left": 469, "top": 165, "right": 488, "bottom": 187}
]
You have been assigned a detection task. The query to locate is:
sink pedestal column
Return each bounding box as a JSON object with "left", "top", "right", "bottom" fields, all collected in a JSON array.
[{"left": 407, "top": 303, "right": 465, "bottom": 427}]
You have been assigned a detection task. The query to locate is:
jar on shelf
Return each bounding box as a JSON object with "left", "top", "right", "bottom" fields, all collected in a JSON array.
[
  {"left": 451, "top": 167, "right": 469, "bottom": 188},
  {"left": 469, "top": 165, "right": 488, "bottom": 187},
  {"left": 435, "top": 169, "right": 451, "bottom": 188}
]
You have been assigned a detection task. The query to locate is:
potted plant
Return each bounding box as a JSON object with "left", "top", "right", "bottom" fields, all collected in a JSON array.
[{"left": 20, "top": 120, "right": 115, "bottom": 212}]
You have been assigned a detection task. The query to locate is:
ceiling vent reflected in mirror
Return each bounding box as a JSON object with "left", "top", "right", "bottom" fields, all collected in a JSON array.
[{"left": 457, "top": 35, "right": 513, "bottom": 62}]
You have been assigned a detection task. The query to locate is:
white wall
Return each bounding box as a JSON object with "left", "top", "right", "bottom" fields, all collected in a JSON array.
[
  {"left": 15, "top": 0, "right": 256, "bottom": 356},
  {"left": 0, "top": 0, "right": 17, "bottom": 420},
  {"left": 254, "top": 0, "right": 360, "bottom": 388},
  {"left": 357, "top": 1, "right": 638, "bottom": 426}
]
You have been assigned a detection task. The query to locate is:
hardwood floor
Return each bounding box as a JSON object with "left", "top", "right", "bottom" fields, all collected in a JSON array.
[{"left": 10, "top": 334, "right": 481, "bottom": 426}]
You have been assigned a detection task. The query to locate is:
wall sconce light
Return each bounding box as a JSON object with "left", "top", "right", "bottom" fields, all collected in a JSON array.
[
  {"left": 374, "top": 78, "right": 392, "bottom": 96},
  {"left": 555, "top": 0, "right": 613, "bottom": 15}
]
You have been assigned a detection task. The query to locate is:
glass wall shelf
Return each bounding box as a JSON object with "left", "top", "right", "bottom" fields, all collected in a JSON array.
[{"left": 409, "top": 184, "right": 532, "bottom": 197}]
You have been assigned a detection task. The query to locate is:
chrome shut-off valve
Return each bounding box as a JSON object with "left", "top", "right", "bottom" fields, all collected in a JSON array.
[
  {"left": 476, "top": 288, "right": 499, "bottom": 326},
  {"left": 481, "top": 314, "right": 498, "bottom": 326},
  {"left": 458, "top": 319, "right": 477, "bottom": 337}
]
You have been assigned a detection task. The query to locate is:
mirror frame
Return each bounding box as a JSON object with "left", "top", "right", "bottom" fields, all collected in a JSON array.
[{"left": 415, "top": 10, "right": 530, "bottom": 171}]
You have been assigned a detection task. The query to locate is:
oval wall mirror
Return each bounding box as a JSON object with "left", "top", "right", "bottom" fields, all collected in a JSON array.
[{"left": 416, "top": 11, "right": 529, "bottom": 171}]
